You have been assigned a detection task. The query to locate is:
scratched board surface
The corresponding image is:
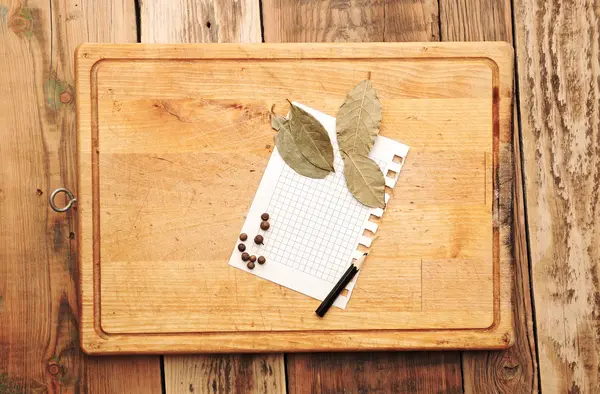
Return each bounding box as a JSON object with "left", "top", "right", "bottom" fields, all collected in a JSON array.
[{"left": 76, "top": 43, "right": 514, "bottom": 353}]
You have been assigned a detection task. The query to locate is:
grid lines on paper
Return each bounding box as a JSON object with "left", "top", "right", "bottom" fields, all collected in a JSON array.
[{"left": 250, "top": 150, "right": 385, "bottom": 284}]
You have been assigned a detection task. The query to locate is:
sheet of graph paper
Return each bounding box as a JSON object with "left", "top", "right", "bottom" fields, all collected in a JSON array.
[{"left": 228, "top": 103, "right": 409, "bottom": 309}]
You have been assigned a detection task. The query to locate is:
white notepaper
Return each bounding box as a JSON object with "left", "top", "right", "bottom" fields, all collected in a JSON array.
[{"left": 228, "top": 104, "right": 409, "bottom": 308}]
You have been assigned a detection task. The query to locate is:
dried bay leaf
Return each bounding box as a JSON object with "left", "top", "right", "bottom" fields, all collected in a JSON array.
[
  {"left": 341, "top": 152, "right": 385, "bottom": 208},
  {"left": 288, "top": 103, "right": 335, "bottom": 172},
  {"left": 272, "top": 114, "right": 330, "bottom": 179},
  {"left": 336, "top": 80, "right": 382, "bottom": 156},
  {"left": 271, "top": 114, "right": 287, "bottom": 131}
]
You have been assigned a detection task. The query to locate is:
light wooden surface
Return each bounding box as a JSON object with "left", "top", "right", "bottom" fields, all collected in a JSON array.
[
  {"left": 439, "top": 0, "right": 539, "bottom": 393},
  {"left": 515, "top": 0, "right": 600, "bottom": 392},
  {"left": 139, "top": 1, "right": 285, "bottom": 392},
  {"left": 0, "top": 0, "right": 161, "bottom": 392},
  {"left": 76, "top": 42, "right": 513, "bottom": 353}
]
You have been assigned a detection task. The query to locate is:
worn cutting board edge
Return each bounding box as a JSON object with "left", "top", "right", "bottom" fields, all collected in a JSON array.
[{"left": 76, "top": 42, "right": 514, "bottom": 354}]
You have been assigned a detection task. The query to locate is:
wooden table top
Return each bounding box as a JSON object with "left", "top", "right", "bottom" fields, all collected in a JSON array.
[{"left": 1, "top": 0, "right": 597, "bottom": 393}]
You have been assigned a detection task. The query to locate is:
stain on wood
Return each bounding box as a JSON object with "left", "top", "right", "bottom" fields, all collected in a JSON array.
[
  {"left": 0, "top": 373, "right": 24, "bottom": 394},
  {"left": 0, "top": 0, "right": 161, "bottom": 392},
  {"left": 514, "top": 0, "right": 600, "bottom": 392},
  {"left": 7, "top": 5, "right": 34, "bottom": 38}
]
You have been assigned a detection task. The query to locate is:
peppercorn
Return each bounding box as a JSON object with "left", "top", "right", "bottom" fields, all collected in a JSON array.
[
  {"left": 260, "top": 221, "right": 270, "bottom": 230},
  {"left": 254, "top": 235, "right": 264, "bottom": 245},
  {"left": 247, "top": 261, "right": 255, "bottom": 269},
  {"left": 239, "top": 233, "right": 248, "bottom": 241},
  {"left": 258, "top": 256, "right": 266, "bottom": 265},
  {"left": 238, "top": 243, "right": 246, "bottom": 252},
  {"left": 241, "top": 252, "right": 250, "bottom": 261},
  {"left": 261, "top": 213, "right": 270, "bottom": 221},
  {"left": 249, "top": 255, "right": 257, "bottom": 263}
]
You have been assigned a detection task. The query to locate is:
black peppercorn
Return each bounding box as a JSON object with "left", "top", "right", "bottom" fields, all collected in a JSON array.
[
  {"left": 247, "top": 261, "right": 255, "bottom": 269},
  {"left": 260, "top": 221, "right": 270, "bottom": 230},
  {"left": 258, "top": 256, "right": 266, "bottom": 265},
  {"left": 238, "top": 243, "right": 246, "bottom": 252},
  {"left": 261, "top": 213, "right": 270, "bottom": 221},
  {"left": 239, "top": 233, "right": 248, "bottom": 241},
  {"left": 254, "top": 235, "right": 264, "bottom": 245},
  {"left": 249, "top": 255, "right": 257, "bottom": 263},
  {"left": 241, "top": 252, "right": 250, "bottom": 261}
]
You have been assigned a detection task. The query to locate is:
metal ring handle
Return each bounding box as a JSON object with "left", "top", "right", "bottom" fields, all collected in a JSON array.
[{"left": 50, "top": 188, "right": 77, "bottom": 212}]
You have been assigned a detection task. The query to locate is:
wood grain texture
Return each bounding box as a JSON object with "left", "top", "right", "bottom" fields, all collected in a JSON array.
[
  {"left": 76, "top": 43, "right": 513, "bottom": 353},
  {"left": 140, "top": 0, "right": 261, "bottom": 43},
  {"left": 0, "top": 0, "right": 160, "bottom": 392},
  {"left": 514, "top": 0, "right": 600, "bottom": 392},
  {"left": 286, "top": 352, "right": 463, "bottom": 394},
  {"left": 84, "top": 357, "right": 162, "bottom": 393},
  {"left": 164, "top": 355, "right": 285, "bottom": 394},
  {"left": 262, "top": 0, "right": 384, "bottom": 42},
  {"left": 439, "top": 0, "right": 539, "bottom": 392},
  {"left": 384, "top": 0, "right": 440, "bottom": 41},
  {"left": 440, "top": 0, "right": 512, "bottom": 41},
  {"left": 139, "top": 1, "right": 282, "bottom": 393},
  {"left": 262, "top": 0, "right": 439, "bottom": 42}
]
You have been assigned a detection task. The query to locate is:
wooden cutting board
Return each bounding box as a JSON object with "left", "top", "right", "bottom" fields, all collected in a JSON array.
[{"left": 76, "top": 43, "right": 514, "bottom": 354}]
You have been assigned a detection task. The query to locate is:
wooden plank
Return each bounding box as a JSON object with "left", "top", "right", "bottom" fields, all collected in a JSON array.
[
  {"left": 164, "top": 355, "right": 285, "bottom": 394},
  {"left": 514, "top": 0, "right": 600, "bottom": 392},
  {"left": 384, "top": 0, "right": 440, "bottom": 41},
  {"left": 140, "top": 0, "right": 261, "bottom": 43},
  {"left": 439, "top": 0, "right": 512, "bottom": 41},
  {"left": 139, "top": 1, "right": 284, "bottom": 392},
  {"left": 263, "top": 0, "right": 440, "bottom": 42},
  {"left": 0, "top": 0, "right": 161, "bottom": 392},
  {"left": 439, "top": 0, "right": 539, "bottom": 393},
  {"left": 286, "top": 352, "right": 462, "bottom": 393},
  {"left": 262, "top": 0, "right": 384, "bottom": 42},
  {"left": 261, "top": 2, "right": 461, "bottom": 392},
  {"left": 84, "top": 357, "right": 162, "bottom": 393}
]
